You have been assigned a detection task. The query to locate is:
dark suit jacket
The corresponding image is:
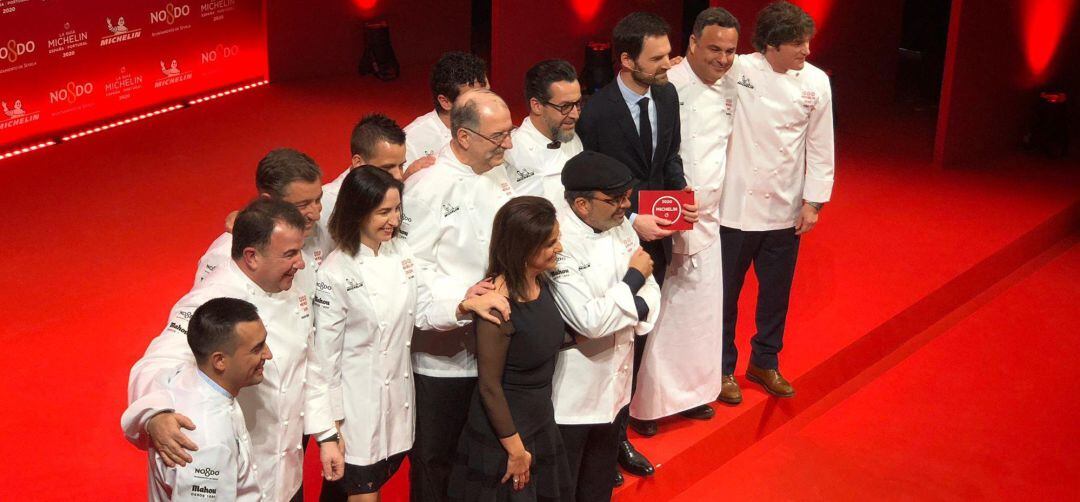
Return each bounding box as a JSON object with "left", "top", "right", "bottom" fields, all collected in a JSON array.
[{"left": 577, "top": 76, "right": 686, "bottom": 214}]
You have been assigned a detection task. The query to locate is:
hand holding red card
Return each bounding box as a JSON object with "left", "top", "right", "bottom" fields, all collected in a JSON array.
[{"left": 638, "top": 190, "right": 695, "bottom": 231}]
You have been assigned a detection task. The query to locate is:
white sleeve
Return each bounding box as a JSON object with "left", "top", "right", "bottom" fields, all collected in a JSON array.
[
  {"left": 311, "top": 270, "right": 347, "bottom": 427},
  {"left": 634, "top": 274, "right": 662, "bottom": 335},
  {"left": 803, "top": 80, "right": 835, "bottom": 203},
  {"left": 410, "top": 245, "right": 469, "bottom": 331},
  {"left": 124, "top": 298, "right": 202, "bottom": 449},
  {"left": 301, "top": 291, "right": 331, "bottom": 435},
  {"left": 548, "top": 252, "right": 641, "bottom": 339}
]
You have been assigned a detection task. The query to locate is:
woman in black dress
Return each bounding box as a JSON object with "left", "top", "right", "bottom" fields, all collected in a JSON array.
[{"left": 448, "top": 196, "right": 572, "bottom": 501}]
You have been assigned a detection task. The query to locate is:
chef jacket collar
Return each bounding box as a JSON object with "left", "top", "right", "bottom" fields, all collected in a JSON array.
[
  {"left": 559, "top": 201, "right": 615, "bottom": 240},
  {"left": 197, "top": 367, "right": 235, "bottom": 401},
  {"left": 439, "top": 144, "right": 486, "bottom": 177},
  {"left": 226, "top": 258, "right": 291, "bottom": 299}
]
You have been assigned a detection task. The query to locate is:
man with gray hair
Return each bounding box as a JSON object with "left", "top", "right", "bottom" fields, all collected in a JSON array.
[{"left": 399, "top": 88, "right": 519, "bottom": 501}]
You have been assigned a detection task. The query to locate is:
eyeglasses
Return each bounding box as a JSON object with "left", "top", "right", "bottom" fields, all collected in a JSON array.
[
  {"left": 462, "top": 126, "right": 516, "bottom": 147},
  {"left": 543, "top": 100, "right": 583, "bottom": 116},
  {"left": 591, "top": 193, "right": 631, "bottom": 207}
]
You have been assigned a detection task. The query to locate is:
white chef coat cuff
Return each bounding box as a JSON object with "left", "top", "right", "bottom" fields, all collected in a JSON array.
[
  {"left": 329, "top": 384, "right": 345, "bottom": 422},
  {"left": 121, "top": 390, "right": 176, "bottom": 450},
  {"left": 317, "top": 428, "right": 338, "bottom": 442},
  {"left": 803, "top": 176, "right": 833, "bottom": 204}
]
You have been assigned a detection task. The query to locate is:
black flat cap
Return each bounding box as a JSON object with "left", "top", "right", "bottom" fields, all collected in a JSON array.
[{"left": 561, "top": 151, "right": 636, "bottom": 192}]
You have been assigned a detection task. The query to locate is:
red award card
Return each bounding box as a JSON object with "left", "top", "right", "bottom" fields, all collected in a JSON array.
[{"left": 638, "top": 190, "right": 694, "bottom": 230}]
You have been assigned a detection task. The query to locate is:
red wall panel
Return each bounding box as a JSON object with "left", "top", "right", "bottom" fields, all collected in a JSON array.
[{"left": 0, "top": 0, "right": 267, "bottom": 149}]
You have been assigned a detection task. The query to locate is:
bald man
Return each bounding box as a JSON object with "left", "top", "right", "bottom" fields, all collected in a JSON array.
[{"left": 399, "top": 88, "right": 519, "bottom": 501}]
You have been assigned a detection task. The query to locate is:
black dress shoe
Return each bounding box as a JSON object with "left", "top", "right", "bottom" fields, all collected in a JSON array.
[
  {"left": 617, "top": 440, "right": 655, "bottom": 477},
  {"left": 678, "top": 404, "right": 715, "bottom": 420},
  {"left": 614, "top": 469, "right": 624, "bottom": 487},
  {"left": 629, "top": 417, "right": 658, "bottom": 437}
]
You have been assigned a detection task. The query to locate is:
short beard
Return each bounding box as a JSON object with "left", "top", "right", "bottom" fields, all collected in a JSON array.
[{"left": 553, "top": 126, "right": 576, "bottom": 143}]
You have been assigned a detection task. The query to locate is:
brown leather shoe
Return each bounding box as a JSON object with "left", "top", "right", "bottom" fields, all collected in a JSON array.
[
  {"left": 717, "top": 375, "right": 743, "bottom": 405},
  {"left": 745, "top": 364, "right": 795, "bottom": 397}
]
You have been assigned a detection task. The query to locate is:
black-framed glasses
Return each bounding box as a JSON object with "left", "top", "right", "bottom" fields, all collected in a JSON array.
[
  {"left": 462, "top": 126, "right": 516, "bottom": 147},
  {"left": 591, "top": 193, "right": 631, "bottom": 207},
  {"left": 543, "top": 100, "right": 583, "bottom": 116}
]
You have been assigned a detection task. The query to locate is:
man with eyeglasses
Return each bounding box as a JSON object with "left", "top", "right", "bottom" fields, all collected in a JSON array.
[
  {"left": 549, "top": 151, "right": 661, "bottom": 501},
  {"left": 504, "top": 59, "right": 584, "bottom": 204},
  {"left": 399, "top": 88, "right": 519, "bottom": 502}
]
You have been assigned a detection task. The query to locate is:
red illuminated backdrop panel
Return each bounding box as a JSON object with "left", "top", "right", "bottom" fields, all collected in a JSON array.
[{"left": 0, "top": 0, "right": 267, "bottom": 148}]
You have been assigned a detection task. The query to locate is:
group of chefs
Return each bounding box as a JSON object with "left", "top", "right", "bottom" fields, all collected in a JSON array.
[{"left": 121, "top": 2, "right": 834, "bottom": 501}]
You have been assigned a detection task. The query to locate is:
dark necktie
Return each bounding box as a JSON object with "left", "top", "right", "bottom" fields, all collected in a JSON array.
[{"left": 637, "top": 97, "right": 652, "bottom": 165}]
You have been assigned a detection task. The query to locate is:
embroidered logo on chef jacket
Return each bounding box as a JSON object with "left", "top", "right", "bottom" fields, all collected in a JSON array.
[
  {"left": 724, "top": 98, "right": 734, "bottom": 116},
  {"left": 622, "top": 235, "right": 637, "bottom": 254},
  {"left": 313, "top": 249, "right": 324, "bottom": 265},
  {"left": 298, "top": 295, "right": 311, "bottom": 319},
  {"left": 499, "top": 181, "right": 514, "bottom": 196},
  {"left": 316, "top": 281, "right": 332, "bottom": 294},
  {"left": 577, "top": 262, "right": 591, "bottom": 271},
  {"left": 168, "top": 321, "right": 189, "bottom": 334},
  {"left": 192, "top": 466, "right": 221, "bottom": 481},
  {"left": 737, "top": 75, "right": 755, "bottom": 89},
  {"left": 512, "top": 167, "right": 536, "bottom": 183},
  {"left": 800, "top": 90, "right": 817, "bottom": 111},
  {"left": 442, "top": 203, "right": 460, "bottom": 217},
  {"left": 345, "top": 277, "right": 363, "bottom": 292},
  {"left": 401, "top": 258, "right": 416, "bottom": 279},
  {"left": 189, "top": 484, "right": 218, "bottom": 497},
  {"left": 178, "top": 311, "right": 193, "bottom": 321}
]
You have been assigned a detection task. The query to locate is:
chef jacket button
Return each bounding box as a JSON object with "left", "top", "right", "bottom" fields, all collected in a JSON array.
[
  {"left": 283, "top": 420, "right": 289, "bottom": 427},
  {"left": 404, "top": 402, "right": 410, "bottom": 408},
  {"left": 296, "top": 444, "right": 303, "bottom": 450},
  {"left": 408, "top": 310, "right": 414, "bottom": 315},
  {"left": 406, "top": 341, "right": 412, "bottom": 347},
  {"left": 252, "top": 464, "right": 258, "bottom": 471},
  {"left": 300, "top": 411, "right": 305, "bottom": 417},
  {"left": 280, "top": 388, "right": 286, "bottom": 394},
  {"left": 748, "top": 190, "right": 753, "bottom": 195},
  {"left": 384, "top": 379, "right": 390, "bottom": 385},
  {"left": 302, "top": 378, "right": 307, "bottom": 384},
  {"left": 765, "top": 193, "right": 771, "bottom": 199},
  {"left": 281, "top": 451, "right": 286, "bottom": 457},
  {"left": 405, "top": 374, "right": 410, "bottom": 379}
]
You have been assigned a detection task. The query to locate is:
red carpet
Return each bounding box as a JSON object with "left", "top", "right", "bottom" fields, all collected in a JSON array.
[
  {"left": 672, "top": 240, "right": 1080, "bottom": 500},
  {"left": 0, "top": 75, "right": 1075, "bottom": 500}
]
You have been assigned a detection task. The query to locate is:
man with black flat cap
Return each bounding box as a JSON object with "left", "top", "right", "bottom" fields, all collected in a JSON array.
[{"left": 548, "top": 151, "right": 662, "bottom": 501}]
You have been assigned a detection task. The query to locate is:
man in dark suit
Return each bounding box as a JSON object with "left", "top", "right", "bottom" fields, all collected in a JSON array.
[{"left": 576, "top": 11, "right": 697, "bottom": 485}]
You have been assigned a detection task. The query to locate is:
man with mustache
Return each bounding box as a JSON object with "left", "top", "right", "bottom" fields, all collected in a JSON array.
[
  {"left": 576, "top": 11, "right": 697, "bottom": 483},
  {"left": 719, "top": 0, "right": 835, "bottom": 401},
  {"left": 503, "top": 59, "right": 584, "bottom": 204}
]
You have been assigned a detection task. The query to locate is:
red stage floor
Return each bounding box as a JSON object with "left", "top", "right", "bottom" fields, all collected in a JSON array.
[{"left": 0, "top": 75, "right": 1075, "bottom": 500}]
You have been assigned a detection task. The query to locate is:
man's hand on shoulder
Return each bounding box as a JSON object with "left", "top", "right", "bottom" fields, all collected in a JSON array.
[{"left": 147, "top": 411, "right": 199, "bottom": 467}]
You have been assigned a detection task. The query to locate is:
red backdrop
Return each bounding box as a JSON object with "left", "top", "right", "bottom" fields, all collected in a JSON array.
[{"left": 0, "top": 0, "right": 267, "bottom": 149}]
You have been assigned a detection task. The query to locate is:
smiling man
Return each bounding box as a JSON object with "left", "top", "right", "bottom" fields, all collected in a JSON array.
[
  {"left": 719, "top": 0, "right": 835, "bottom": 402},
  {"left": 123, "top": 199, "right": 341, "bottom": 502},
  {"left": 631, "top": 6, "right": 741, "bottom": 436}
]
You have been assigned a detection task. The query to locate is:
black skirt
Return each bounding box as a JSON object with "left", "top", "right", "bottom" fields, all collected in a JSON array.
[{"left": 448, "top": 421, "right": 572, "bottom": 501}]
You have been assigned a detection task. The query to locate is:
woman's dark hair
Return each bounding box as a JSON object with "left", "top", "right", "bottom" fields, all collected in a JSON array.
[
  {"left": 752, "top": 1, "right": 815, "bottom": 52},
  {"left": 486, "top": 196, "right": 558, "bottom": 302},
  {"left": 328, "top": 167, "right": 403, "bottom": 256}
]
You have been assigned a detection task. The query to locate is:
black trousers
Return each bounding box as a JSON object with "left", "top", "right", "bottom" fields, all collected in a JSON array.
[
  {"left": 559, "top": 421, "right": 620, "bottom": 502},
  {"left": 409, "top": 373, "right": 477, "bottom": 502},
  {"left": 719, "top": 226, "right": 801, "bottom": 375}
]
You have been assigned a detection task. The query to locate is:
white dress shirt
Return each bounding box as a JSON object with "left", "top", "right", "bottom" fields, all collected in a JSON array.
[
  {"left": 548, "top": 204, "right": 661, "bottom": 425},
  {"left": 125, "top": 260, "right": 328, "bottom": 502},
  {"left": 309, "top": 238, "right": 466, "bottom": 465},
  {"left": 503, "top": 116, "right": 583, "bottom": 204},
  {"left": 403, "top": 109, "right": 452, "bottom": 167},
  {"left": 127, "top": 365, "right": 262, "bottom": 501},
  {"left": 721, "top": 52, "right": 835, "bottom": 231},
  {"left": 194, "top": 233, "right": 323, "bottom": 302},
  {"left": 399, "top": 146, "right": 517, "bottom": 377},
  {"left": 615, "top": 73, "right": 659, "bottom": 155},
  {"left": 667, "top": 58, "right": 736, "bottom": 255}
]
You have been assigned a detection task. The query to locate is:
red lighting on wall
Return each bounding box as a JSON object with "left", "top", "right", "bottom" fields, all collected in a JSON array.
[
  {"left": 0, "top": 140, "right": 57, "bottom": 161},
  {"left": 571, "top": 0, "right": 604, "bottom": 23},
  {"left": 794, "top": 0, "right": 836, "bottom": 33},
  {"left": 352, "top": 0, "right": 379, "bottom": 13},
  {"left": 1023, "top": 0, "right": 1075, "bottom": 82}
]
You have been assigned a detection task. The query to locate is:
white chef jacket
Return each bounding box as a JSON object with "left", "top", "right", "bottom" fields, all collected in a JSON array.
[
  {"left": 125, "top": 364, "right": 261, "bottom": 501},
  {"left": 502, "top": 116, "right": 583, "bottom": 204},
  {"left": 399, "top": 146, "right": 517, "bottom": 377},
  {"left": 548, "top": 204, "right": 661, "bottom": 425},
  {"left": 125, "top": 260, "right": 328, "bottom": 502},
  {"left": 194, "top": 233, "right": 323, "bottom": 302},
  {"left": 667, "top": 58, "right": 736, "bottom": 255},
  {"left": 309, "top": 238, "right": 466, "bottom": 465},
  {"left": 404, "top": 109, "right": 452, "bottom": 167},
  {"left": 721, "top": 52, "right": 834, "bottom": 231},
  {"left": 314, "top": 167, "right": 352, "bottom": 257}
]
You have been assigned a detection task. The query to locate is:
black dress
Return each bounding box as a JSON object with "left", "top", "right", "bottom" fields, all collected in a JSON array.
[{"left": 448, "top": 282, "right": 572, "bottom": 501}]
